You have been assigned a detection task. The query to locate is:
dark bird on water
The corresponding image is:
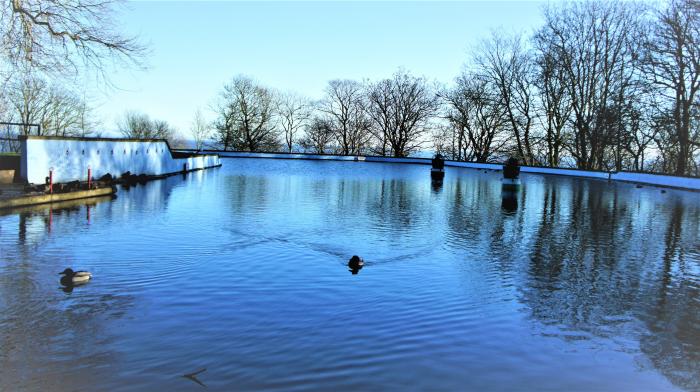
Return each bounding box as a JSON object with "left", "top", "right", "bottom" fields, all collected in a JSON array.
[
  {"left": 348, "top": 255, "right": 364, "bottom": 274},
  {"left": 348, "top": 255, "right": 364, "bottom": 269},
  {"left": 59, "top": 268, "right": 92, "bottom": 286}
]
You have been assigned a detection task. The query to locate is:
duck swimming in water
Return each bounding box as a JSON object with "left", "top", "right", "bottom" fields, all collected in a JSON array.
[
  {"left": 348, "top": 255, "right": 364, "bottom": 274},
  {"left": 59, "top": 268, "right": 92, "bottom": 286}
]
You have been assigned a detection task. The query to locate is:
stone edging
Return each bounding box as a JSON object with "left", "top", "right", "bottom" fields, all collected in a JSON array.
[{"left": 202, "top": 151, "right": 700, "bottom": 191}]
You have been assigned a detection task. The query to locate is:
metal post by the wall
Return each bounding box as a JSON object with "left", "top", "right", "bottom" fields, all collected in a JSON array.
[
  {"left": 87, "top": 165, "right": 92, "bottom": 189},
  {"left": 49, "top": 167, "right": 54, "bottom": 194}
]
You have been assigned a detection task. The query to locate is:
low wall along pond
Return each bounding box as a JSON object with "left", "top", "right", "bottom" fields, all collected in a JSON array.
[
  {"left": 207, "top": 151, "right": 700, "bottom": 191},
  {"left": 20, "top": 136, "right": 221, "bottom": 184}
]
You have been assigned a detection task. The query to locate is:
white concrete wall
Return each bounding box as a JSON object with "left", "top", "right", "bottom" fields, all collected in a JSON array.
[
  {"left": 519, "top": 166, "right": 610, "bottom": 179},
  {"left": 212, "top": 151, "right": 700, "bottom": 191},
  {"left": 215, "top": 151, "right": 362, "bottom": 161},
  {"left": 21, "top": 137, "right": 221, "bottom": 183},
  {"left": 446, "top": 161, "right": 501, "bottom": 170},
  {"left": 611, "top": 172, "right": 700, "bottom": 190},
  {"left": 213, "top": 152, "right": 605, "bottom": 177},
  {"left": 214, "top": 151, "right": 443, "bottom": 165}
]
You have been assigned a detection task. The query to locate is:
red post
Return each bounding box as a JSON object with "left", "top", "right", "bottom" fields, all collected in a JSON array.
[
  {"left": 49, "top": 167, "right": 53, "bottom": 194},
  {"left": 87, "top": 166, "right": 92, "bottom": 189}
]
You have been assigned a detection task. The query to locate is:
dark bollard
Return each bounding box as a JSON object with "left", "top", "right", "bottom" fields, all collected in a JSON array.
[
  {"left": 431, "top": 154, "right": 445, "bottom": 180},
  {"left": 502, "top": 157, "right": 521, "bottom": 190},
  {"left": 503, "top": 157, "right": 520, "bottom": 179}
]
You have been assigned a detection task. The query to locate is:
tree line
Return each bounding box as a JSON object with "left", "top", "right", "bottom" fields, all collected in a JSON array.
[
  {"left": 204, "top": 0, "right": 700, "bottom": 176},
  {"left": 1, "top": 0, "right": 698, "bottom": 175},
  {"left": 0, "top": 75, "right": 184, "bottom": 147},
  {"left": 0, "top": 0, "right": 145, "bottom": 149}
]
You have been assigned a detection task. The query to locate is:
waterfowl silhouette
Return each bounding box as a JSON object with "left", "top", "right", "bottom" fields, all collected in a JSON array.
[
  {"left": 348, "top": 255, "right": 364, "bottom": 274},
  {"left": 59, "top": 268, "right": 92, "bottom": 286}
]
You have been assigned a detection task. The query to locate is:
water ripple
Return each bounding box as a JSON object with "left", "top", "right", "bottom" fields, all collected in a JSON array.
[{"left": 0, "top": 160, "right": 697, "bottom": 391}]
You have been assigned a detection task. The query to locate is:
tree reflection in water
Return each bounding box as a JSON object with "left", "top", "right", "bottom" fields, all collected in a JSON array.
[
  {"left": 516, "top": 182, "right": 700, "bottom": 390},
  {"left": 0, "top": 175, "right": 190, "bottom": 391},
  {"left": 1, "top": 162, "right": 698, "bottom": 390},
  {"left": 1, "top": 204, "right": 136, "bottom": 390}
]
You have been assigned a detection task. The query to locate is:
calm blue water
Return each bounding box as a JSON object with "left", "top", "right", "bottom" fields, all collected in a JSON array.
[{"left": 1, "top": 159, "right": 699, "bottom": 391}]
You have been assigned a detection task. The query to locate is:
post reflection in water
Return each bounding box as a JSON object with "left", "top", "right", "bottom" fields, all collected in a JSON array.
[
  {"left": 0, "top": 161, "right": 698, "bottom": 391},
  {"left": 431, "top": 178, "right": 444, "bottom": 193},
  {"left": 501, "top": 190, "right": 518, "bottom": 214}
]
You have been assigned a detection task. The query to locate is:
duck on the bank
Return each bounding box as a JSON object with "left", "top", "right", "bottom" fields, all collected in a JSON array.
[
  {"left": 59, "top": 268, "right": 92, "bottom": 286},
  {"left": 348, "top": 255, "right": 364, "bottom": 269}
]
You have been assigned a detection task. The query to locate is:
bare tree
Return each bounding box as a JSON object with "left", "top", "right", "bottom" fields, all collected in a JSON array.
[
  {"left": 277, "top": 92, "right": 310, "bottom": 152},
  {"left": 213, "top": 75, "right": 279, "bottom": 152},
  {"left": 537, "top": 1, "right": 644, "bottom": 170},
  {"left": 476, "top": 32, "right": 537, "bottom": 164},
  {"left": 118, "top": 111, "right": 181, "bottom": 146},
  {"left": 443, "top": 73, "right": 508, "bottom": 162},
  {"left": 532, "top": 34, "right": 573, "bottom": 167},
  {"left": 642, "top": 0, "right": 700, "bottom": 175},
  {"left": 119, "top": 112, "right": 151, "bottom": 138},
  {"left": 300, "top": 116, "right": 336, "bottom": 154},
  {"left": 43, "top": 87, "right": 85, "bottom": 136},
  {"left": 1, "top": 0, "right": 146, "bottom": 76},
  {"left": 430, "top": 123, "right": 457, "bottom": 159},
  {"left": 0, "top": 78, "right": 9, "bottom": 120},
  {"left": 366, "top": 70, "right": 439, "bottom": 157},
  {"left": 72, "top": 95, "right": 98, "bottom": 137},
  {"left": 622, "top": 102, "right": 659, "bottom": 171},
  {"left": 190, "top": 108, "right": 210, "bottom": 151},
  {"left": 7, "top": 75, "right": 95, "bottom": 137},
  {"left": 366, "top": 78, "right": 392, "bottom": 156},
  {"left": 319, "top": 79, "right": 372, "bottom": 155},
  {"left": 8, "top": 76, "right": 51, "bottom": 135}
]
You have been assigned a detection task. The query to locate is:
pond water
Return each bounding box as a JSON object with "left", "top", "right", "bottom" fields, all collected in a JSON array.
[{"left": 1, "top": 159, "right": 699, "bottom": 391}]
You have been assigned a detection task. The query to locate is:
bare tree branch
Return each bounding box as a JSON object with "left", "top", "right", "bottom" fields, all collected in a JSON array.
[{"left": 1, "top": 0, "right": 147, "bottom": 79}]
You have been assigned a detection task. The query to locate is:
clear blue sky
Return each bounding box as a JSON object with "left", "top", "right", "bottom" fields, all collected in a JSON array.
[{"left": 90, "top": 1, "right": 547, "bottom": 136}]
